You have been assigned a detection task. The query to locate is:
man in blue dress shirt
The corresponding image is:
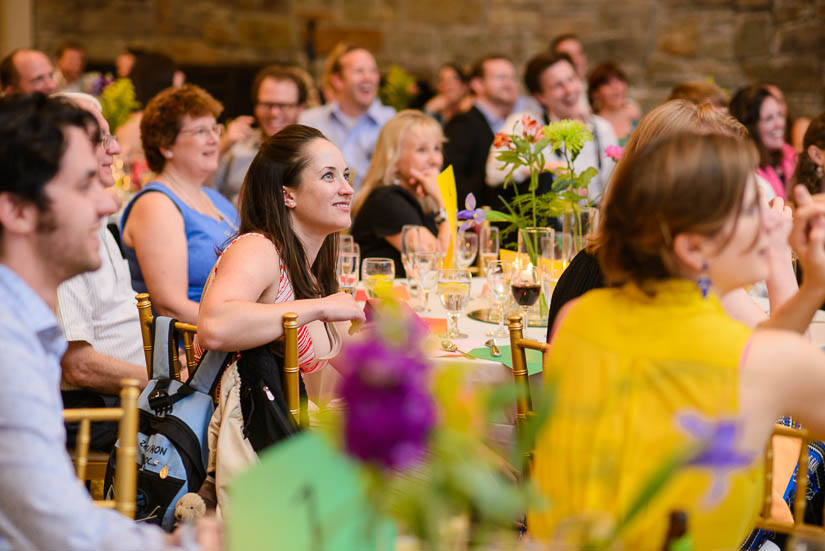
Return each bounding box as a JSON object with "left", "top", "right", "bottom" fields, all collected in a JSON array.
[
  {"left": 299, "top": 43, "right": 395, "bottom": 190},
  {"left": 0, "top": 94, "right": 218, "bottom": 550}
]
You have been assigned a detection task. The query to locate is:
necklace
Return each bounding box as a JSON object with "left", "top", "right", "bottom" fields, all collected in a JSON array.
[{"left": 163, "top": 173, "right": 238, "bottom": 232}]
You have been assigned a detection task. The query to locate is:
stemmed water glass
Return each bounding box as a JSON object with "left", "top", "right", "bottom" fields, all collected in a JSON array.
[
  {"left": 437, "top": 268, "right": 472, "bottom": 338},
  {"left": 362, "top": 257, "right": 395, "bottom": 298},
  {"left": 336, "top": 252, "right": 360, "bottom": 295},
  {"left": 511, "top": 262, "right": 541, "bottom": 327},
  {"left": 486, "top": 260, "right": 512, "bottom": 337},
  {"left": 479, "top": 225, "right": 500, "bottom": 275},
  {"left": 455, "top": 230, "right": 478, "bottom": 269},
  {"left": 412, "top": 251, "right": 440, "bottom": 312}
]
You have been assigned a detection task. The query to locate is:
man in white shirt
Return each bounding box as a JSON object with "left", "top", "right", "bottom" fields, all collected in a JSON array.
[
  {"left": 54, "top": 92, "right": 148, "bottom": 451},
  {"left": 487, "top": 52, "right": 617, "bottom": 204}
]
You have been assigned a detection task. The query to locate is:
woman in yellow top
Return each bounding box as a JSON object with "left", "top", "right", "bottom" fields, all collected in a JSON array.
[{"left": 529, "top": 133, "right": 825, "bottom": 549}]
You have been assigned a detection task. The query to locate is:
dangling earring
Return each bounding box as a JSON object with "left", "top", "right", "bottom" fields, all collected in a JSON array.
[
  {"left": 697, "top": 262, "right": 711, "bottom": 299},
  {"left": 816, "top": 164, "right": 824, "bottom": 180}
]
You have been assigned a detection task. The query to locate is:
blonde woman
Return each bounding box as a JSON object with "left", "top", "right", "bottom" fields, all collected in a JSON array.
[{"left": 351, "top": 110, "right": 451, "bottom": 277}]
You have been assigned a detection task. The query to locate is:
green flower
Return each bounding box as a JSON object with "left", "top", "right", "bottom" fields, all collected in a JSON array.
[{"left": 543, "top": 119, "right": 593, "bottom": 155}]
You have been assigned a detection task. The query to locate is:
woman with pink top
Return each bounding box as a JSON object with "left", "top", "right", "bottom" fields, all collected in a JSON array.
[{"left": 730, "top": 85, "right": 797, "bottom": 198}]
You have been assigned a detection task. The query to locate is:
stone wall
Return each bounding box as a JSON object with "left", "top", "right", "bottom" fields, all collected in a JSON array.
[{"left": 32, "top": 0, "right": 825, "bottom": 116}]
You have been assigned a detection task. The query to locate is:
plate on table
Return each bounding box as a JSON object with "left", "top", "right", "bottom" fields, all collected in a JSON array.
[{"left": 467, "top": 308, "right": 547, "bottom": 328}]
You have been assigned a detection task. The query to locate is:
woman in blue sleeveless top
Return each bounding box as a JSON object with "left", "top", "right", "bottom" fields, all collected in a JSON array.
[{"left": 121, "top": 85, "right": 239, "bottom": 324}]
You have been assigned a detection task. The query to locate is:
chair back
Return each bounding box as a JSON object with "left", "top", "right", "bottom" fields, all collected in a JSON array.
[
  {"left": 753, "top": 424, "right": 825, "bottom": 538},
  {"left": 507, "top": 314, "right": 549, "bottom": 430},
  {"left": 281, "top": 312, "right": 304, "bottom": 428},
  {"left": 63, "top": 379, "right": 140, "bottom": 517},
  {"left": 136, "top": 293, "right": 198, "bottom": 381}
]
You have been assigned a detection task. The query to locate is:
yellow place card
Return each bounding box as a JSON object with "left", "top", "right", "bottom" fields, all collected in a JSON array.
[{"left": 437, "top": 165, "right": 457, "bottom": 268}]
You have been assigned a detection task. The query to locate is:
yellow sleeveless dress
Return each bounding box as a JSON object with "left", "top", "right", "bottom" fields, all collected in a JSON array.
[{"left": 528, "top": 280, "right": 764, "bottom": 550}]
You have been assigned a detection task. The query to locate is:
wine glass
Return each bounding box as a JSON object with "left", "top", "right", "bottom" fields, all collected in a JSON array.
[
  {"left": 362, "top": 257, "right": 395, "bottom": 298},
  {"left": 412, "top": 251, "right": 440, "bottom": 312},
  {"left": 400, "top": 225, "right": 421, "bottom": 279},
  {"left": 479, "top": 225, "right": 500, "bottom": 275},
  {"left": 336, "top": 252, "right": 360, "bottom": 295},
  {"left": 437, "top": 268, "right": 472, "bottom": 338},
  {"left": 486, "top": 260, "right": 512, "bottom": 337},
  {"left": 340, "top": 233, "right": 355, "bottom": 253},
  {"left": 511, "top": 262, "right": 541, "bottom": 327},
  {"left": 455, "top": 230, "right": 478, "bottom": 269}
]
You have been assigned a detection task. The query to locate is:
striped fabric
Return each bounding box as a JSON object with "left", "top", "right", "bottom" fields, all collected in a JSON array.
[
  {"left": 201, "top": 233, "right": 322, "bottom": 373},
  {"left": 55, "top": 224, "right": 145, "bottom": 374}
]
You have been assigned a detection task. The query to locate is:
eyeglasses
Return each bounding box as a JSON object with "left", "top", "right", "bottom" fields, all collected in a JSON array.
[
  {"left": 178, "top": 123, "right": 225, "bottom": 138},
  {"left": 257, "top": 101, "right": 300, "bottom": 111},
  {"left": 98, "top": 133, "right": 118, "bottom": 150}
]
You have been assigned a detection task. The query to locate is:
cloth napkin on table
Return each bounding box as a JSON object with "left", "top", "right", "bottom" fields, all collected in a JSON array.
[{"left": 468, "top": 345, "right": 543, "bottom": 375}]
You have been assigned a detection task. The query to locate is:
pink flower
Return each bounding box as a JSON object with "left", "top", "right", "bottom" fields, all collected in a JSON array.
[
  {"left": 605, "top": 144, "right": 624, "bottom": 162},
  {"left": 521, "top": 114, "right": 542, "bottom": 142}
]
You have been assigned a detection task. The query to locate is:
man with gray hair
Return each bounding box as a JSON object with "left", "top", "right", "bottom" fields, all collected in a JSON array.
[{"left": 53, "top": 92, "right": 148, "bottom": 452}]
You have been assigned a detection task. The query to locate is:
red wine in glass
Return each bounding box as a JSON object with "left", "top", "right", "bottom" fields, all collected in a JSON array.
[{"left": 511, "top": 283, "right": 541, "bottom": 307}]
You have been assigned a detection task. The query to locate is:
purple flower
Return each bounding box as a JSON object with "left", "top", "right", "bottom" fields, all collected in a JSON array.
[
  {"left": 677, "top": 412, "right": 755, "bottom": 506},
  {"left": 338, "top": 319, "right": 436, "bottom": 470},
  {"left": 457, "top": 193, "right": 486, "bottom": 231}
]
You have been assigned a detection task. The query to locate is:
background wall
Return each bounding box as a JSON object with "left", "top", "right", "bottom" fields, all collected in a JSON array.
[{"left": 31, "top": 0, "right": 825, "bottom": 117}]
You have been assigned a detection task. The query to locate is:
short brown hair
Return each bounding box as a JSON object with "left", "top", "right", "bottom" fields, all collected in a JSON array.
[
  {"left": 667, "top": 81, "right": 728, "bottom": 109},
  {"left": 251, "top": 65, "right": 308, "bottom": 106},
  {"left": 587, "top": 62, "right": 627, "bottom": 108},
  {"left": 598, "top": 133, "right": 758, "bottom": 288},
  {"left": 140, "top": 84, "right": 223, "bottom": 173},
  {"left": 523, "top": 52, "right": 573, "bottom": 95},
  {"left": 469, "top": 54, "right": 513, "bottom": 81}
]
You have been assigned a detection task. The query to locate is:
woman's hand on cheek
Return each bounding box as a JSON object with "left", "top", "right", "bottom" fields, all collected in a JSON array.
[
  {"left": 790, "top": 185, "right": 825, "bottom": 288},
  {"left": 408, "top": 167, "right": 442, "bottom": 203},
  {"left": 765, "top": 196, "right": 793, "bottom": 260}
]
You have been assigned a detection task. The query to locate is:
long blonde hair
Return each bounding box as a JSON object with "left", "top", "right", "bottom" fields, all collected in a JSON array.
[{"left": 352, "top": 110, "right": 444, "bottom": 217}]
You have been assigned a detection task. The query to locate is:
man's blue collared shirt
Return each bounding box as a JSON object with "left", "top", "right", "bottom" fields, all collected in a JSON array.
[
  {"left": 299, "top": 99, "right": 395, "bottom": 190},
  {"left": 0, "top": 264, "right": 164, "bottom": 550}
]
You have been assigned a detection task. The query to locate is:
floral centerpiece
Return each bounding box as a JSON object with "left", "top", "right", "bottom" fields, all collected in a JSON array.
[
  {"left": 379, "top": 65, "right": 420, "bottom": 112},
  {"left": 326, "top": 298, "right": 547, "bottom": 549},
  {"left": 475, "top": 115, "right": 600, "bottom": 266}
]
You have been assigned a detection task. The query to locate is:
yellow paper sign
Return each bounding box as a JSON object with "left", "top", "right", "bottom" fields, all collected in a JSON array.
[{"left": 437, "top": 165, "right": 458, "bottom": 268}]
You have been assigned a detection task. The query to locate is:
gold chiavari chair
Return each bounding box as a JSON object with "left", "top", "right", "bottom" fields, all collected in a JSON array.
[
  {"left": 507, "top": 314, "right": 553, "bottom": 475},
  {"left": 138, "top": 292, "right": 305, "bottom": 427},
  {"left": 136, "top": 293, "right": 198, "bottom": 381},
  {"left": 753, "top": 425, "right": 825, "bottom": 541},
  {"left": 507, "top": 314, "right": 549, "bottom": 430},
  {"left": 63, "top": 378, "right": 140, "bottom": 517},
  {"left": 281, "top": 312, "right": 305, "bottom": 428}
]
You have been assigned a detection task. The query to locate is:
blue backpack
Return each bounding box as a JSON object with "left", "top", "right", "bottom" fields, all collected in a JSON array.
[{"left": 106, "top": 317, "right": 228, "bottom": 530}]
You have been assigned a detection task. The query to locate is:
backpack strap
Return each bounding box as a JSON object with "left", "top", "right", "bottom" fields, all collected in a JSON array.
[
  {"left": 189, "top": 350, "right": 231, "bottom": 394},
  {"left": 151, "top": 316, "right": 176, "bottom": 380},
  {"left": 148, "top": 378, "right": 195, "bottom": 416}
]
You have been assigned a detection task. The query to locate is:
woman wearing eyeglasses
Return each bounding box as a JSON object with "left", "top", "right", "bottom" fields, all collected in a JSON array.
[{"left": 121, "top": 84, "right": 239, "bottom": 325}]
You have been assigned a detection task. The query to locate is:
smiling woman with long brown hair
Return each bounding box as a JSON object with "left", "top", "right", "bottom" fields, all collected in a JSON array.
[{"left": 196, "top": 124, "right": 365, "bottom": 515}]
